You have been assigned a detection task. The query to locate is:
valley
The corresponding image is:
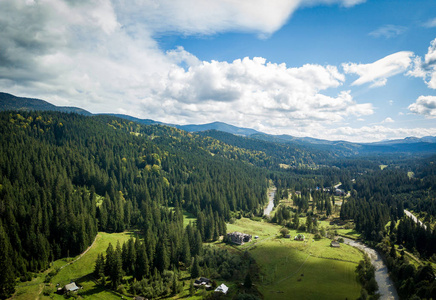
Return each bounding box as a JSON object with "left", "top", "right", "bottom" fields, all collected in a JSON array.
[{"left": 0, "top": 109, "right": 435, "bottom": 300}]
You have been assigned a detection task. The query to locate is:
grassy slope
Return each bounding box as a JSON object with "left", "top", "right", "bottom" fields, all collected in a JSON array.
[
  {"left": 13, "top": 217, "right": 362, "bottom": 300},
  {"left": 12, "top": 232, "right": 135, "bottom": 300},
  {"left": 228, "top": 218, "right": 363, "bottom": 300}
]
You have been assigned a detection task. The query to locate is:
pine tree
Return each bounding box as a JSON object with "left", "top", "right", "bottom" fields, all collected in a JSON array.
[
  {"left": 110, "top": 242, "right": 123, "bottom": 289},
  {"left": 0, "top": 222, "right": 15, "bottom": 299},
  {"left": 244, "top": 272, "right": 252, "bottom": 288},
  {"left": 191, "top": 256, "right": 200, "bottom": 279},
  {"left": 94, "top": 253, "right": 105, "bottom": 279}
]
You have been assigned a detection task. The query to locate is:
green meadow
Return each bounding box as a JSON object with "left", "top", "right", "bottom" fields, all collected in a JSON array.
[
  {"left": 13, "top": 232, "right": 135, "bottom": 300},
  {"left": 13, "top": 217, "right": 363, "bottom": 300},
  {"left": 227, "top": 218, "right": 363, "bottom": 300}
]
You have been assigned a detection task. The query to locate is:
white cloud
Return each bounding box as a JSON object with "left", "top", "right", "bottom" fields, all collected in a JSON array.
[
  {"left": 0, "top": 0, "right": 389, "bottom": 143},
  {"left": 408, "top": 38, "right": 436, "bottom": 89},
  {"left": 342, "top": 51, "right": 414, "bottom": 87},
  {"left": 317, "top": 125, "right": 436, "bottom": 143},
  {"left": 408, "top": 95, "right": 436, "bottom": 118},
  {"left": 152, "top": 57, "right": 373, "bottom": 128},
  {"left": 382, "top": 117, "right": 394, "bottom": 123},
  {"left": 303, "top": 0, "right": 366, "bottom": 8},
  {"left": 369, "top": 25, "right": 406, "bottom": 39},
  {"left": 423, "top": 18, "right": 436, "bottom": 28},
  {"left": 113, "top": 0, "right": 301, "bottom": 37}
]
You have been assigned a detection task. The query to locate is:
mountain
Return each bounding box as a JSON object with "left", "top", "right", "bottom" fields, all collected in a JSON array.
[
  {"left": 0, "top": 92, "right": 92, "bottom": 115},
  {"left": 1, "top": 92, "right": 435, "bottom": 156},
  {"left": 103, "top": 113, "right": 162, "bottom": 126},
  {"left": 371, "top": 136, "right": 436, "bottom": 145},
  {"left": 176, "top": 121, "right": 260, "bottom": 136}
]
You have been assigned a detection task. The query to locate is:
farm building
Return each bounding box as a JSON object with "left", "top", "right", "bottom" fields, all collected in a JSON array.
[
  {"left": 63, "top": 282, "right": 79, "bottom": 293},
  {"left": 194, "top": 277, "right": 212, "bottom": 289},
  {"left": 215, "top": 283, "right": 229, "bottom": 294},
  {"left": 227, "top": 231, "right": 252, "bottom": 245},
  {"left": 335, "top": 189, "right": 346, "bottom": 196},
  {"left": 294, "top": 234, "right": 305, "bottom": 241}
]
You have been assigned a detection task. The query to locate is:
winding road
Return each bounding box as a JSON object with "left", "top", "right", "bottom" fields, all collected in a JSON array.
[{"left": 404, "top": 210, "right": 427, "bottom": 229}]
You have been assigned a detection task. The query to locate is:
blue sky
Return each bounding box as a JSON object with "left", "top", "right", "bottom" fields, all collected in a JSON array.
[{"left": 0, "top": 0, "right": 436, "bottom": 142}]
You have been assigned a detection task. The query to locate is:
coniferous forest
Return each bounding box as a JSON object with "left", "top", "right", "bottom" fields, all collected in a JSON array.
[{"left": 1, "top": 110, "right": 436, "bottom": 299}]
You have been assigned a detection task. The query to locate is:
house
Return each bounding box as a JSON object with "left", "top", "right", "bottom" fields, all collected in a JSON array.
[
  {"left": 194, "top": 277, "right": 212, "bottom": 289},
  {"left": 335, "top": 189, "right": 346, "bottom": 196},
  {"left": 294, "top": 234, "right": 305, "bottom": 241},
  {"left": 227, "top": 232, "right": 252, "bottom": 245},
  {"left": 254, "top": 235, "right": 259, "bottom": 239},
  {"left": 331, "top": 241, "right": 340, "bottom": 248},
  {"left": 63, "top": 282, "right": 79, "bottom": 293},
  {"left": 215, "top": 283, "right": 229, "bottom": 294}
]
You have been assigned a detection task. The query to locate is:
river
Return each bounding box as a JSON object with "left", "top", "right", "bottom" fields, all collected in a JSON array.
[
  {"left": 263, "top": 187, "right": 276, "bottom": 216},
  {"left": 344, "top": 238, "right": 399, "bottom": 300}
]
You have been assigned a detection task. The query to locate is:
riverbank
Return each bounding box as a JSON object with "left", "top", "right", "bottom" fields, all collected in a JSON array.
[
  {"left": 344, "top": 238, "right": 399, "bottom": 300},
  {"left": 263, "top": 187, "right": 276, "bottom": 216}
]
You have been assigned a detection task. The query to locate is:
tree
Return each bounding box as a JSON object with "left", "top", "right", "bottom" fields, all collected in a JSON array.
[
  {"left": 110, "top": 242, "right": 123, "bottom": 289},
  {"left": 191, "top": 256, "right": 200, "bottom": 279},
  {"left": 244, "top": 272, "right": 252, "bottom": 289},
  {"left": 279, "top": 227, "right": 289, "bottom": 238},
  {"left": 94, "top": 253, "right": 105, "bottom": 279},
  {"left": 0, "top": 222, "right": 15, "bottom": 299},
  {"left": 292, "top": 213, "right": 300, "bottom": 229}
]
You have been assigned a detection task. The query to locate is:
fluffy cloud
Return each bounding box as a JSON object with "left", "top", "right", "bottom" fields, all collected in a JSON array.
[
  {"left": 369, "top": 25, "right": 407, "bottom": 39},
  {"left": 113, "top": 0, "right": 300, "bottom": 37},
  {"left": 0, "top": 0, "right": 373, "bottom": 127},
  {"left": 342, "top": 51, "right": 414, "bottom": 87},
  {"left": 146, "top": 57, "right": 374, "bottom": 129},
  {"left": 408, "top": 96, "right": 436, "bottom": 118},
  {"left": 382, "top": 117, "right": 394, "bottom": 123},
  {"left": 408, "top": 38, "right": 436, "bottom": 89}
]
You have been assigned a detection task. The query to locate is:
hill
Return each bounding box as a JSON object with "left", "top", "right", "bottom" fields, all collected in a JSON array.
[
  {"left": 1, "top": 91, "right": 435, "bottom": 158},
  {"left": 0, "top": 92, "right": 92, "bottom": 115}
]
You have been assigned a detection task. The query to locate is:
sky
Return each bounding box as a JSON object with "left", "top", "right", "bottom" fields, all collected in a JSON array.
[{"left": 1, "top": 0, "right": 436, "bottom": 142}]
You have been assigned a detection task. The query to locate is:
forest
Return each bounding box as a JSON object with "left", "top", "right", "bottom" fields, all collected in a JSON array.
[
  {"left": 0, "top": 111, "right": 266, "bottom": 298},
  {"left": 1, "top": 110, "right": 436, "bottom": 299}
]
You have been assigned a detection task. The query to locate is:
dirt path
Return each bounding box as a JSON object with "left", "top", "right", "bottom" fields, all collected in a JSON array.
[
  {"left": 404, "top": 210, "right": 427, "bottom": 229},
  {"left": 59, "top": 234, "right": 99, "bottom": 270}
]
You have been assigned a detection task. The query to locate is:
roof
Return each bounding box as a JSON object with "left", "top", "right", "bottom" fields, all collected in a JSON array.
[
  {"left": 215, "top": 283, "right": 229, "bottom": 294},
  {"left": 64, "top": 282, "right": 79, "bottom": 292}
]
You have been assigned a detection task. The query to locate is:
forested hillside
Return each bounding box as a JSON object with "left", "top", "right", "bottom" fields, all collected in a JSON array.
[{"left": 0, "top": 111, "right": 267, "bottom": 298}]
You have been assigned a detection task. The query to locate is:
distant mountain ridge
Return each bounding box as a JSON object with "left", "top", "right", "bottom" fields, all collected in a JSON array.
[
  {"left": 0, "top": 92, "right": 92, "bottom": 116},
  {"left": 1, "top": 92, "right": 435, "bottom": 155},
  {"left": 176, "top": 121, "right": 260, "bottom": 136}
]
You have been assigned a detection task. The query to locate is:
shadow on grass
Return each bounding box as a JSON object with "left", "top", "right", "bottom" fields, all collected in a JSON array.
[{"left": 78, "top": 284, "right": 108, "bottom": 298}]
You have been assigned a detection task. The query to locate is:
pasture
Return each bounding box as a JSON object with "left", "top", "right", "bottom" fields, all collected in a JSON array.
[{"left": 227, "top": 218, "right": 363, "bottom": 300}]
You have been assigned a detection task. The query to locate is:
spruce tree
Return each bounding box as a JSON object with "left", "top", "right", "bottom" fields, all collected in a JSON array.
[
  {"left": 191, "top": 256, "right": 200, "bottom": 279},
  {"left": 0, "top": 222, "right": 15, "bottom": 299}
]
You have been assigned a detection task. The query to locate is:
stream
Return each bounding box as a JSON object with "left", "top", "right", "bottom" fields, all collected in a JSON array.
[
  {"left": 263, "top": 187, "right": 276, "bottom": 216},
  {"left": 344, "top": 238, "right": 399, "bottom": 300}
]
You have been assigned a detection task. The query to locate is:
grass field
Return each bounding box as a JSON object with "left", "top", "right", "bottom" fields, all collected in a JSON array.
[
  {"left": 228, "top": 218, "right": 363, "bottom": 300},
  {"left": 13, "top": 215, "right": 363, "bottom": 300},
  {"left": 12, "top": 232, "right": 136, "bottom": 300}
]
